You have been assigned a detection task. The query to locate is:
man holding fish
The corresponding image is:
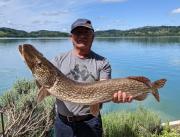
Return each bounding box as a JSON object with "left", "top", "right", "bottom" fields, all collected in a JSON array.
[
  {"left": 19, "top": 18, "right": 166, "bottom": 137},
  {"left": 52, "top": 18, "right": 133, "bottom": 137}
]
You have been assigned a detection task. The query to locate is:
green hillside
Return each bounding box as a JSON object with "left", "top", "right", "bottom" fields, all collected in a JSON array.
[
  {"left": 0, "top": 26, "right": 180, "bottom": 37},
  {"left": 95, "top": 26, "right": 180, "bottom": 37}
]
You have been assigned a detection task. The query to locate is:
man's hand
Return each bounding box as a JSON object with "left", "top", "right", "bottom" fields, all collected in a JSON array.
[{"left": 112, "top": 91, "right": 133, "bottom": 103}]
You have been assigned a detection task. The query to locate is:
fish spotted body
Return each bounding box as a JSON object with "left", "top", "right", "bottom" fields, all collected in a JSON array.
[{"left": 18, "top": 44, "right": 167, "bottom": 115}]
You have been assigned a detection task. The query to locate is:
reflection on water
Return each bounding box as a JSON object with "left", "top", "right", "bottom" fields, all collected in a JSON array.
[
  {"left": 0, "top": 38, "right": 68, "bottom": 46},
  {"left": 1, "top": 37, "right": 180, "bottom": 45},
  {"left": 0, "top": 37, "right": 180, "bottom": 121},
  {"left": 95, "top": 36, "right": 180, "bottom": 46}
]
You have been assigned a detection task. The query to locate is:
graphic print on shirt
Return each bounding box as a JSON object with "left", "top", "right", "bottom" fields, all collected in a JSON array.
[{"left": 66, "top": 64, "right": 96, "bottom": 81}]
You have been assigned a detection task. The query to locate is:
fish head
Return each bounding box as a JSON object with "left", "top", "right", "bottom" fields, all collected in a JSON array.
[{"left": 19, "top": 44, "right": 56, "bottom": 87}]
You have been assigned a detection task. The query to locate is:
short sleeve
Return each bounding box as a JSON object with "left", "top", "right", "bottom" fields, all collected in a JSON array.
[
  {"left": 51, "top": 56, "right": 59, "bottom": 68},
  {"left": 51, "top": 53, "right": 64, "bottom": 68},
  {"left": 100, "top": 59, "right": 111, "bottom": 79}
]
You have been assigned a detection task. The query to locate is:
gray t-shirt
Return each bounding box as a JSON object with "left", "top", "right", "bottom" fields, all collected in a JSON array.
[{"left": 52, "top": 50, "right": 111, "bottom": 116}]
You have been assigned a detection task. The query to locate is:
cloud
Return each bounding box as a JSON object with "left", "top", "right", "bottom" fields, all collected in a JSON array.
[
  {"left": 96, "top": 16, "right": 106, "bottom": 20},
  {"left": 100, "top": 0, "right": 127, "bottom": 3},
  {"left": 0, "top": 0, "right": 12, "bottom": 4},
  {"left": 31, "top": 20, "right": 41, "bottom": 24},
  {"left": 0, "top": 0, "right": 127, "bottom": 31},
  {"left": 0, "top": 0, "right": 79, "bottom": 31},
  {"left": 0, "top": 0, "right": 12, "bottom": 2},
  {"left": 42, "top": 10, "right": 69, "bottom": 16},
  {"left": 171, "top": 8, "right": 180, "bottom": 14},
  {"left": 112, "top": 19, "right": 126, "bottom": 24},
  {"left": 43, "top": 20, "right": 60, "bottom": 24},
  {"left": 0, "top": 0, "right": 12, "bottom": 8}
]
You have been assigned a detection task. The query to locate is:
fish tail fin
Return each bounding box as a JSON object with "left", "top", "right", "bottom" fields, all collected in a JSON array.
[
  {"left": 152, "top": 79, "right": 167, "bottom": 89},
  {"left": 151, "top": 79, "right": 167, "bottom": 102},
  {"left": 151, "top": 88, "right": 160, "bottom": 102}
]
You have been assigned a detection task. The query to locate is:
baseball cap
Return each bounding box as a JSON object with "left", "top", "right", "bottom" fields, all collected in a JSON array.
[{"left": 71, "top": 18, "right": 94, "bottom": 33}]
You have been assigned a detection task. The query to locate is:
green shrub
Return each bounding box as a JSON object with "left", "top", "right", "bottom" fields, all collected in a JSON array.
[
  {"left": 102, "top": 107, "right": 161, "bottom": 137},
  {"left": 153, "top": 124, "right": 180, "bottom": 137},
  {"left": 0, "top": 79, "right": 55, "bottom": 137}
]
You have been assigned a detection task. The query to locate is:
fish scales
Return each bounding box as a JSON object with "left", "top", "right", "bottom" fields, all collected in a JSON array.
[
  {"left": 18, "top": 44, "right": 167, "bottom": 106},
  {"left": 49, "top": 78, "right": 153, "bottom": 105}
]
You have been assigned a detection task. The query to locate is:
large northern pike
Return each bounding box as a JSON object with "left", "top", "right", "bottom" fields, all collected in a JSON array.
[{"left": 19, "top": 44, "right": 166, "bottom": 115}]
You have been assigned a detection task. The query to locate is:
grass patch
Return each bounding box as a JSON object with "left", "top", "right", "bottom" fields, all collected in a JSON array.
[
  {"left": 102, "top": 107, "right": 161, "bottom": 137},
  {"left": 102, "top": 109, "right": 180, "bottom": 137}
]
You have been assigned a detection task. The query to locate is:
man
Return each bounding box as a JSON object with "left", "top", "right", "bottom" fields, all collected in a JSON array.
[{"left": 52, "top": 18, "right": 133, "bottom": 137}]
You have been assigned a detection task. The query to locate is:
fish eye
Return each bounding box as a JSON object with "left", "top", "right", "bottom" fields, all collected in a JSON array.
[{"left": 37, "top": 60, "right": 42, "bottom": 67}]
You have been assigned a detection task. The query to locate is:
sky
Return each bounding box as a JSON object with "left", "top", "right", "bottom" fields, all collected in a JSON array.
[{"left": 0, "top": 0, "right": 180, "bottom": 32}]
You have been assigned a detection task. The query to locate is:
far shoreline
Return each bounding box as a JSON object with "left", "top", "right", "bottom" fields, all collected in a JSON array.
[{"left": 0, "top": 36, "right": 180, "bottom": 39}]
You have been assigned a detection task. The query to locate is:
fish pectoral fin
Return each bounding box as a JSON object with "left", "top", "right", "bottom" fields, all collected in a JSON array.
[
  {"left": 133, "top": 93, "right": 148, "bottom": 101},
  {"left": 90, "top": 103, "right": 100, "bottom": 117},
  {"left": 37, "top": 86, "right": 50, "bottom": 103},
  {"left": 35, "top": 80, "right": 41, "bottom": 89}
]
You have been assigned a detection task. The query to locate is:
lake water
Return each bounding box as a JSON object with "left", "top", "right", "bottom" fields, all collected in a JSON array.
[{"left": 0, "top": 37, "right": 180, "bottom": 121}]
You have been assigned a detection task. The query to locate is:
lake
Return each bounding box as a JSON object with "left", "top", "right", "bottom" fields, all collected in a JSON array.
[{"left": 0, "top": 37, "right": 180, "bottom": 121}]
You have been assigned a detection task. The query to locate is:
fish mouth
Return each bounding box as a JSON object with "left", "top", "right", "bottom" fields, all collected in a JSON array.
[
  {"left": 18, "top": 44, "right": 35, "bottom": 71},
  {"left": 19, "top": 45, "right": 22, "bottom": 54},
  {"left": 18, "top": 44, "right": 30, "bottom": 63},
  {"left": 19, "top": 44, "right": 30, "bottom": 57},
  {"left": 18, "top": 45, "right": 25, "bottom": 61}
]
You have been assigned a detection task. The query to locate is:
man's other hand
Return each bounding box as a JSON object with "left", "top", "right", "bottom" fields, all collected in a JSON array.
[{"left": 112, "top": 91, "right": 133, "bottom": 103}]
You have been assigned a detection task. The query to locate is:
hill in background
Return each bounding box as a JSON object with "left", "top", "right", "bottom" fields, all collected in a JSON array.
[{"left": 0, "top": 26, "right": 180, "bottom": 37}]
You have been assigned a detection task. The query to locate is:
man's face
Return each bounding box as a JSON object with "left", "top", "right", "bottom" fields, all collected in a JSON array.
[{"left": 71, "top": 27, "right": 94, "bottom": 52}]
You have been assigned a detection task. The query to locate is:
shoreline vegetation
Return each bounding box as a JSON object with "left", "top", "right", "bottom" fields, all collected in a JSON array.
[
  {"left": 0, "top": 79, "right": 180, "bottom": 137},
  {"left": 0, "top": 26, "right": 180, "bottom": 38}
]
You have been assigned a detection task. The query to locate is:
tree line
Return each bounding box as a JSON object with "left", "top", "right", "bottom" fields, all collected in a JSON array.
[{"left": 0, "top": 26, "right": 180, "bottom": 37}]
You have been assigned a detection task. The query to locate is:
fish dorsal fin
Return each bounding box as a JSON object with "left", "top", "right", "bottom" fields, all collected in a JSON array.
[{"left": 127, "top": 76, "right": 151, "bottom": 87}]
